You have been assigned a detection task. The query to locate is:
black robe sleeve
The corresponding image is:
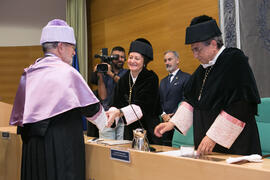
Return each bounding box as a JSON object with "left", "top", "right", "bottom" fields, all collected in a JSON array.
[{"left": 80, "top": 102, "right": 100, "bottom": 118}]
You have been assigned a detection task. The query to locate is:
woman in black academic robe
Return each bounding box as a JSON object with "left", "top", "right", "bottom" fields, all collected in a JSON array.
[
  {"left": 113, "top": 67, "right": 161, "bottom": 144},
  {"left": 107, "top": 38, "right": 162, "bottom": 144}
]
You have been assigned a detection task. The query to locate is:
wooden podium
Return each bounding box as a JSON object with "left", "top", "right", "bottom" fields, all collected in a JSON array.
[{"left": 0, "top": 126, "right": 21, "bottom": 180}]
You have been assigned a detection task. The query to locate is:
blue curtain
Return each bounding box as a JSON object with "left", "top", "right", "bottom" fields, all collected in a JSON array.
[{"left": 72, "top": 48, "right": 87, "bottom": 131}]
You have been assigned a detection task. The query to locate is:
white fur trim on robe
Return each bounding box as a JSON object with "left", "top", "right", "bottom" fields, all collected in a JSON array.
[
  {"left": 86, "top": 104, "right": 107, "bottom": 131},
  {"left": 206, "top": 110, "right": 245, "bottom": 149},
  {"left": 170, "top": 101, "right": 193, "bottom": 135},
  {"left": 121, "top": 104, "right": 143, "bottom": 125}
]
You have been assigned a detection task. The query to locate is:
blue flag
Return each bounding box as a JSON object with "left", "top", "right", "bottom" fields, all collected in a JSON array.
[
  {"left": 72, "top": 48, "right": 87, "bottom": 131},
  {"left": 72, "top": 48, "right": 80, "bottom": 72}
]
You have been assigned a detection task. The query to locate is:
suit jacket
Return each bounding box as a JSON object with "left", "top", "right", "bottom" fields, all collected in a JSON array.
[{"left": 160, "top": 69, "right": 190, "bottom": 114}]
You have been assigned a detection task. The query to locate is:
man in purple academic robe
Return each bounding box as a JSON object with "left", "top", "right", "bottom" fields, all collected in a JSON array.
[{"left": 10, "top": 19, "right": 107, "bottom": 180}]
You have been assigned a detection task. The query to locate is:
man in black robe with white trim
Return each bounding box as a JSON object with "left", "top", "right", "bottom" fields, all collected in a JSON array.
[{"left": 154, "top": 15, "right": 261, "bottom": 155}]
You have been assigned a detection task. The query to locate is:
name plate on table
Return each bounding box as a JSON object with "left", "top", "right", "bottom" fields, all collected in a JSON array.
[
  {"left": 1, "top": 132, "right": 10, "bottom": 139},
  {"left": 110, "top": 148, "right": 131, "bottom": 163}
]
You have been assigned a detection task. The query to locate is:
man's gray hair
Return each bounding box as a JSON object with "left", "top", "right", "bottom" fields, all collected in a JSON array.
[
  {"left": 164, "top": 50, "right": 180, "bottom": 59},
  {"left": 42, "top": 42, "right": 59, "bottom": 53},
  {"left": 202, "top": 35, "right": 224, "bottom": 49}
]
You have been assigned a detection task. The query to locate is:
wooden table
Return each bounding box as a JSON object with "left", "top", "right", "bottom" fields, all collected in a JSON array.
[
  {"left": 85, "top": 136, "right": 270, "bottom": 180},
  {"left": 1, "top": 127, "right": 270, "bottom": 180}
]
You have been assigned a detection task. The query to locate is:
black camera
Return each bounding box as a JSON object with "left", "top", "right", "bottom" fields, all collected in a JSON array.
[{"left": 94, "top": 48, "right": 119, "bottom": 73}]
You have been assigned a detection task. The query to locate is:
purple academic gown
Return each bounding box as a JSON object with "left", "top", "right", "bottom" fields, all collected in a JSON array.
[{"left": 10, "top": 55, "right": 104, "bottom": 180}]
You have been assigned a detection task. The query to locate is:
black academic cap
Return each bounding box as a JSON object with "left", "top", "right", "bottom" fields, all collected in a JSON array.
[
  {"left": 185, "top": 19, "right": 221, "bottom": 44},
  {"left": 129, "top": 38, "right": 153, "bottom": 60}
]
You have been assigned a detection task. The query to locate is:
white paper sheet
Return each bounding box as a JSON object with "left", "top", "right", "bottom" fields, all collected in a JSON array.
[
  {"left": 100, "top": 140, "right": 132, "bottom": 145},
  {"left": 226, "top": 154, "right": 263, "bottom": 164},
  {"left": 158, "top": 150, "right": 182, "bottom": 157}
]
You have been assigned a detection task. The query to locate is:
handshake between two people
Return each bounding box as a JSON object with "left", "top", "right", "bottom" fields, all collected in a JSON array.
[
  {"left": 104, "top": 107, "right": 176, "bottom": 140},
  {"left": 104, "top": 104, "right": 143, "bottom": 128},
  {"left": 105, "top": 107, "right": 122, "bottom": 128},
  {"left": 104, "top": 106, "right": 175, "bottom": 132},
  {"left": 104, "top": 107, "right": 216, "bottom": 155}
]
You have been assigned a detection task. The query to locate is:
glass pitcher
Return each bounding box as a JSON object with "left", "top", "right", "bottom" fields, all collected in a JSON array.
[{"left": 132, "top": 128, "right": 150, "bottom": 152}]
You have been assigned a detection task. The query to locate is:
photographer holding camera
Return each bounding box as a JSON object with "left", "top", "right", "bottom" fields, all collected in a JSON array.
[{"left": 90, "top": 46, "right": 127, "bottom": 140}]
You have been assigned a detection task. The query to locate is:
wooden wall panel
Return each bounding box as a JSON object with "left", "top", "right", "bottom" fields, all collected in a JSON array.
[
  {"left": 0, "top": 0, "right": 218, "bottom": 104},
  {"left": 88, "top": 0, "right": 219, "bottom": 85},
  {"left": 0, "top": 46, "right": 43, "bottom": 104}
]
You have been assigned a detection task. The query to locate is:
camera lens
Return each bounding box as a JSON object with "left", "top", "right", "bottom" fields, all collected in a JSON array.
[{"left": 97, "top": 64, "right": 108, "bottom": 73}]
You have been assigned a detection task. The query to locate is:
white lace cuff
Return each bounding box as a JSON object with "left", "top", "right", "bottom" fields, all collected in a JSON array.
[
  {"left": 86, "top": 105, "right": 107, "bottom": 131},
  {"left": 170, "top": 101, "right": 193, "bottom": 135},
  {"left": 121, "top": 104, "right": 143, "bottom": 125},
  {"left": 206, "top": 110, "right": 245, "bottom": 149}
]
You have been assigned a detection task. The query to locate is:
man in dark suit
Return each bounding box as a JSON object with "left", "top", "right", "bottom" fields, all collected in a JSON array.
[{"left": 159, "top": 50, "right": 190, "bottom": 146}]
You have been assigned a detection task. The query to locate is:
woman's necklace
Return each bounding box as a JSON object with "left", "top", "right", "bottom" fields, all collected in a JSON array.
[
  {"left": 198, "top": 66, "right": 213, "bottom": 101},
  {"left": 128, "top": 72, "right": 144, "bottom": 129},
  {"left": 128, "top": 73, "right": 136, "bottom": 104}
]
